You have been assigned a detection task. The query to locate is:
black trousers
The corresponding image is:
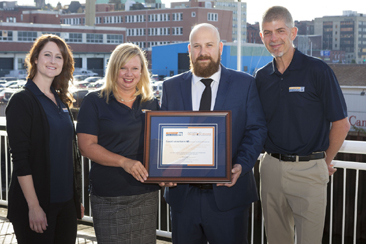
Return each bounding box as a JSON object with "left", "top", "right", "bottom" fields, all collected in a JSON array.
[{"left": 12, "top": 198, "right": 77, "bottom": 244}]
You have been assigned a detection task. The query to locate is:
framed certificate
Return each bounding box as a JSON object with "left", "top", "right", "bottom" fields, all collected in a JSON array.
[{"left": 143, "top": 111, "right": 232, "bottom": 183}]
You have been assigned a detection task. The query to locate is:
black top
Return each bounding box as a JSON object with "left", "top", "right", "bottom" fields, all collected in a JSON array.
[
  {"left": 255, "top": 49, "right": 348, "bottom": 155},
  {"left": 6, "top": 80, "right": 82, "bottom": 222},
  {"left": 76, "top": 91, "right": 160, "bottom": 197},
  {"left": 25, "top": 80, "right": 74, "bottom": 203}
]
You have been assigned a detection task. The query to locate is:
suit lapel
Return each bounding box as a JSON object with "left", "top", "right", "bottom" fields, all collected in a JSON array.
[
  {"left": 180, "top": 72, "right": 193, "bottom": 110},
  {"left": 214, "top": 66, "right": 231, "bottom": 111}
]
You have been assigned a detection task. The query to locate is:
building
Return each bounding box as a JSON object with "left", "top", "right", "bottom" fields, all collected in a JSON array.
[
  {"left": 314, "top": 11, "right": 366, "bottom": 64},
  {"left": 59, "top": 7, "right": 233, "bottom": 49},
  {"left": 247, "top": 22, "right": 261, "bottom": 44},
  {"left": 3, "top": 3, "right": 233, "bottom": 50},
  {"left": 329, "top": 64, "right": 366, "bottom": 132},
  {"left": 213, "top": 0, "right": 247, "bottom": 43},
  {"left": 171, "top": 0, "right": 247, "bottom": 43},
  {"left": 151, "top": 42, "right": 272, "bottom": 77},
  {"left": 295, "top": 20, "right": 314, "bottom": 35},
  {"left": 0, "top": 1, "right": 38, "bottom": 23},
  {"left": 0, "top": 22, "right": 126, "bottom": 77}
]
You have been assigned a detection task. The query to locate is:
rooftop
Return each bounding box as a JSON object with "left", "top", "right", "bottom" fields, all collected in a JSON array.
[{"left": 329, "top": 64, "right": 366, "bottom": 86}]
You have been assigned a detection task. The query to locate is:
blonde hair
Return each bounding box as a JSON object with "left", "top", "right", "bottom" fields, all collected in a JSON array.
[{"left": 100, "top": 43, "right": 153, "bottom": 103}]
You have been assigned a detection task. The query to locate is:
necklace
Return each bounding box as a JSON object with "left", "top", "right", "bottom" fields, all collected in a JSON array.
[{"left": 120, "top": 96, "right": 136, "bottom": 102}]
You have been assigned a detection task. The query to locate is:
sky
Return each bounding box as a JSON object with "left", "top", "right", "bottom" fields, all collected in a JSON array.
[{"left": 16, "top": 0, "right": 366, "bottom": 24}]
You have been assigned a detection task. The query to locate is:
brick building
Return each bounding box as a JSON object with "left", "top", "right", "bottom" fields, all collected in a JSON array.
[{"left": 0, "top": 22, "right": 126, "bottom": 76}]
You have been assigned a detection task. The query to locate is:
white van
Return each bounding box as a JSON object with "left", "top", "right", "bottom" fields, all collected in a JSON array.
[
  {"left": 5, "top": 70, "right": 27, "bottom": 79},
  {"left": 73, "top": 68, "right": 98, "bottom": 77}
]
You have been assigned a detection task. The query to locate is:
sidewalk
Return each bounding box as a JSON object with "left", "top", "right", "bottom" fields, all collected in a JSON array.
[{"left": 0, "top": 207, "right": 171, "bottom": 244}]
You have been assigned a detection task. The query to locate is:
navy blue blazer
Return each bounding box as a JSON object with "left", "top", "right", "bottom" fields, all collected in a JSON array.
[{"left": 161, "top": 65, "right": 267, "bottom": 212}]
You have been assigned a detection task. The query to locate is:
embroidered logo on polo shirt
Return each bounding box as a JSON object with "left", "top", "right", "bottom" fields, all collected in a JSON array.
[
  {"left": 62, "top": 108, "right": 68, "bottom": 112},
  {"left": 289, "top": 87, "right": 305, "bottom": 92}
]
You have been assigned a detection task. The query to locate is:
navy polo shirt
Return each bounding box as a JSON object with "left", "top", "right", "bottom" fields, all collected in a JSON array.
[
  {"left": 255, "top": 49, "right": 347, "bottom": 156},
  {"left": 76, "top": 91, "right": 160, "bottom": 197},
  {"left": 25, "top": 80, "right": 74, "bottom": 203}
]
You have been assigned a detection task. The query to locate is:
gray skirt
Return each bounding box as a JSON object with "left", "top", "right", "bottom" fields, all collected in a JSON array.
[{"left": 90, "top": 191, "right": 158, "bottom": 244}]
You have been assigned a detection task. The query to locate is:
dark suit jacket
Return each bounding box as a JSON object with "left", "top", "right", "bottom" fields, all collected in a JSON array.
[{"left": 161, "top": 65, "right": 267, "bottom": 212}]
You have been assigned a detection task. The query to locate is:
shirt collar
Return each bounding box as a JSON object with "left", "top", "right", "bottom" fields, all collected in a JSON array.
[
  {"left": 270, "top": 48, "right": 303, "bottom": 75},
  {"left": 24, "top": 79, "right": 58, "bottom": 97},
  {"left": 192, "top": 65, "right": 221, "bottom": 86}
]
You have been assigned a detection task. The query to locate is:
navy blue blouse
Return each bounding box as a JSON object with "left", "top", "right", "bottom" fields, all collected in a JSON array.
[
  {"left": 25, "top": 80, "right": 73, "bottom": 203},
  {"left": 76, "top": 91, "right": 160, "bottom": 197}
]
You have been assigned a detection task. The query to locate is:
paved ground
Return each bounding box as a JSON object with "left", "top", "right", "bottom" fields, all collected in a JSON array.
[{"left": 0, "top": 207, "right": 171, "bottom": 244}]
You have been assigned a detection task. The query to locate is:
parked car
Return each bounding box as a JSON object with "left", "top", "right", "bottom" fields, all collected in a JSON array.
[
  {"left": 88, "top": 80, "right": 105, "bottom": 89},
  {"left": 74, "top": 76, "right": 102, "bottom": 88},
  {"left": 0, "top": 77, "right": 19, "bottom": 82},
  {"left": 0, "top": 80, "right": 7, "bottom": 88},
  {"left": 73, "top": 75, "right": 89, "bottom": 82},
  {"left": 72, "top": 89, "right": 89, "bottom": 108},
  {"left": 1, "top": 88, "right": 18, "bottom": 103},
  {"left": 151, "top": 74, "right": 159, "bottom": 82},
  {"left": 8, "top": 80, "right": 26, "bottom": 89},
  {"left": 150, "top": 74, "right": 166, "bottom": 83},
  {"left": 73, "top": 68, "right": 98, "bottom": 77},
  {"left": 83, "top": 76, "right": 103, "bottom": 83},
  {"left": 74, "top": 81, "right": 91, "bottom": 89},
  {"left": 152, "top": 81, "right": 163, "bottom": 99},
  {"left": 3, "top": 81, "right": 19, "bottom": 88},
  {"left": 5, "top": 69, "right": 27, "bottom": 79}
]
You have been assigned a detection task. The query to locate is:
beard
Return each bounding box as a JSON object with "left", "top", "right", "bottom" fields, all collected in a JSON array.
[{"left": 190, "top": 51, "right": 221, "bottom": 78}]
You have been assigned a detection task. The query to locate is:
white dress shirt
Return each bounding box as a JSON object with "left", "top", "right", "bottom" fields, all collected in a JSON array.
[{"left": 191, "top": 66, "right": 221, "bottom": 111}]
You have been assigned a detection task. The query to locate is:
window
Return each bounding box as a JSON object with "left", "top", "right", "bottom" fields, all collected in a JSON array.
[
  {"left": 172, "top": 27, "right": 183, "bottom": 35},
  {"left": 0, "top": 30, "right": 13, "bottom": 41},
  {"left": 127, "top": 28, "right": 145, "bottom": 36},
  {"left": 133, "top": 41, "right": 146, "bottom": 48},
  {"left": 65, "top": 33, "right": 82, "bottom": 43},
  {"left": 6, "top": 17, "right": 16, "bottom": 23},
  {"left": 107, "top": 34, "right": 123, "bottom": 44},
  {"left": 148, "top": 41, "right": 169, "bottom": 47},
  {"left": 148, "top": 27, "right": 170, "bottom": 36},
  {"left": 42, "top": 32, "right": 60, "bottom": 37},
  {"left": 18, "top": 31, "right": 37, "bottom": 41},
  {"left": 191, "top": 12, "right": 196, "bottom": 17},
  {"left": 208, "top": 13, "right": 218, "bottom": 22},
  {"left": 172, "top": 13, "right": 183, "bottom": 21},
  {"left": 126, "top": 15, "right": 144, "bottom": 23},
  {"left": 86, "top": 33, "right": 103, "bottom": 43}
]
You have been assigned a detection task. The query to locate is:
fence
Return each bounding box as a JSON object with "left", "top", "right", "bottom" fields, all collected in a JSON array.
[{"left": 0, "top": 117, "right": 365, "bottom": 243}]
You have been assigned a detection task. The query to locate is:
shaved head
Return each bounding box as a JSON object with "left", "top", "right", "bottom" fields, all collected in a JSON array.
[{"left": 189, "top": 23, "right": 221, "bottom": 45}]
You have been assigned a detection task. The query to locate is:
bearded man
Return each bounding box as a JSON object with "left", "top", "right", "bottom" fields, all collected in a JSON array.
[{"left": 160, "top": 23, "right": 267, "bottom": 244}]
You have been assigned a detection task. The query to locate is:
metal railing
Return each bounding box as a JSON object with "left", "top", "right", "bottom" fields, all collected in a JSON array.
[{"left": 0, "top": 118, "right": 365, "bottom": 243}]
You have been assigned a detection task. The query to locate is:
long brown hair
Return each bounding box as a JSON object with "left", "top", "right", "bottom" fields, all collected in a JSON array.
[{"left": 25, "top": 34, "right": 74, "bottom": 106}]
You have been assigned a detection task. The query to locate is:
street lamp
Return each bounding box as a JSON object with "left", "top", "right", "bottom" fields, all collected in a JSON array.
[{"left": 237, "top": 0, "right": 241, "bottom": 71}]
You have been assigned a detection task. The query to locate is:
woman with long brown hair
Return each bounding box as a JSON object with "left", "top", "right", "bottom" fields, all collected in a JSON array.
[{"left": 6, "top": 34, "right": 83, "bottom": 243}]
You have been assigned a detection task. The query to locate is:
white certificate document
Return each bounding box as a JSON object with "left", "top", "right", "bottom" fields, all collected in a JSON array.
[{"left": 161, "top": 127, "right": 214, "bottom": 166}]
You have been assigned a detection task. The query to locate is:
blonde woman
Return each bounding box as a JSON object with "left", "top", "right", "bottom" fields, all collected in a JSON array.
[{"left": 77, "top": 43, "right": 160, "bottom": 243}]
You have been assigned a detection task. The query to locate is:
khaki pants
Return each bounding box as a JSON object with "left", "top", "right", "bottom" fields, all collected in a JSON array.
[{"left": 260, "top": 152, "right": 329, "bottom": 244}]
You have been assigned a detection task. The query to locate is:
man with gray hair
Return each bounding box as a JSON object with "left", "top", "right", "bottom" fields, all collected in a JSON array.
[{"left": 255, "top": 6, "right": 350, "bottom": 243}]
